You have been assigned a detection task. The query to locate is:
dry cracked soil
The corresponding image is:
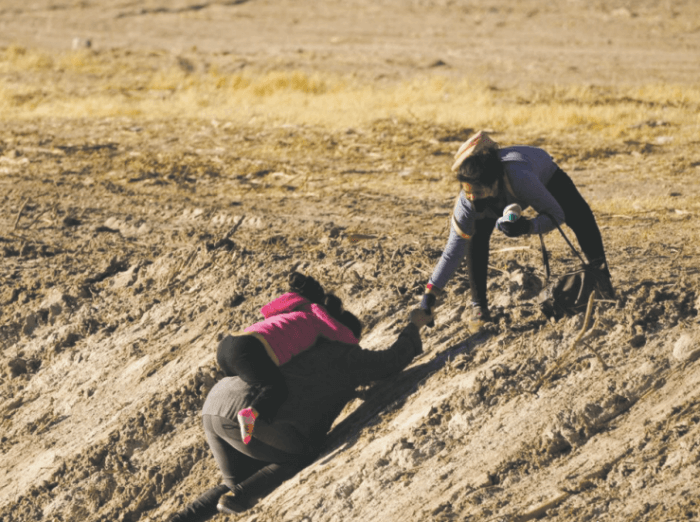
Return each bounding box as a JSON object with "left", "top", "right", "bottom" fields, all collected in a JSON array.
[{"left": 1, "top": 1, "right": 700, "bottom": 522}]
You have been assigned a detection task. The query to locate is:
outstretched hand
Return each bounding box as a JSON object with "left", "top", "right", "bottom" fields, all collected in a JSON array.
[
  {"left": 420, "top": 293, "right": 436, "bottom": 312},
  {"left": 419, "top": 286, "right": 444, "bottom": 328},
  {"left": 410, "top": 308, "right": 434, "bottom": 329}
]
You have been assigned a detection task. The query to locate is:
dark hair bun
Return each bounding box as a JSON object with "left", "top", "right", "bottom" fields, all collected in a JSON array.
[
  {"left": 288, "top": 271, "right": 307, "bottom": 292},
  {"left": 323, "top": 294, "right": 342, "bottom": 318},
  {"left": 288, "top": 271, "right": 325, "bottom": 305},
  {"left": 288, "top": 271, "right": 361, "bottom": 338},
  {"left": 456, "top": 148, "right": 503, "bottom": 187}
]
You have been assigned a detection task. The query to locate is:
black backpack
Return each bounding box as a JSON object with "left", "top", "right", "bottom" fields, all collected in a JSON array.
[{"left": 536, "top": 221, "right": 612, "bottom": 321}]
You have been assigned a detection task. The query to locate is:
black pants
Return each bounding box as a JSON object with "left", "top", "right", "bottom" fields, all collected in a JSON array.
[
  {"left": 467, "top": 168, "right": 608, "bottom": 308},
  {"left": 216, "top": 334, "right": 288, "bottom": 422},
  {"left": 545, "top": 168, "right": 607, "bottom": 266},
  {"left": 203, "top": 414, "right": 304, "bottom": 490}
]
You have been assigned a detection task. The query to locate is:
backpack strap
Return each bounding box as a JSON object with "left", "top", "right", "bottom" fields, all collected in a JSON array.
[
  {"left": 539, "top": 234, "right": 551, "bottom": 281},
  {"left": 538, "top": 212, "right": 587, "bottom": 278},
  {"left": 550, "top": 218, "right": 586, "bottom": 265}
]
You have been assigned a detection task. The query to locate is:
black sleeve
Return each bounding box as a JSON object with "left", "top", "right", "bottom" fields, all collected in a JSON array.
[{"left": 343, "top": 323, "right": 422, "bottom": 385}]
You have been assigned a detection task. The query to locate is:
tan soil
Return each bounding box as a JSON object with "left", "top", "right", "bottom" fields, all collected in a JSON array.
[{"left": 1, "top": 1, "right": 700, "bottom": 522}]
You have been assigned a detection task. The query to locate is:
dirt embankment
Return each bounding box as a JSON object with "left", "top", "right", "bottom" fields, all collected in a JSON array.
[{"left": 1, "top": 114, "right": 699, "bottom": 522}]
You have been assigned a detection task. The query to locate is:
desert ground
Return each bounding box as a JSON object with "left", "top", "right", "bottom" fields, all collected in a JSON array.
[{"left": 1, "top": 1, "right": 700, "bottom": 521}]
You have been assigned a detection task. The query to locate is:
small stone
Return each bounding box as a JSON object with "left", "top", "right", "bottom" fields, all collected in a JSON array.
[
  {"left": 49, "top": 303, "right": 63, "bottom": 321},
  {"left": 1, "top": 287, "right": 19, "bottom": 305},
  {"left": 472, "top": 472, "right": 493, "bottom": 488},
  {"left": 9, "top": 358, "right": 28, "bottom": 377},
  {"left": 72, "top": 37, "right": 92, "bottom": 50},
  {"left": 112, "top": 264, "right": 140, "bottom": 289},
  {"left": 23, "top": 314, "right": 38, "bottom": 336},
  {"left": 672, "top": 334, "right": 700, "bottom": 363},
  {"left": 611, "top": 7, "right": 632, "bottom": 18},
  {"left": 628, "top": 333, "right": 646, "bottom": 348}
]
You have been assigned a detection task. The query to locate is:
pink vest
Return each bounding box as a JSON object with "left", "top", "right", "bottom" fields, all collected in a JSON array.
[{"left": 244, "top": 293, "right": 359, "bottom": 366}]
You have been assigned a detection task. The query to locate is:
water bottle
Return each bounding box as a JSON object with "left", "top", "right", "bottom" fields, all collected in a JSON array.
[{"left": 501, "top": 203, "right": 522, "bottom": 223}]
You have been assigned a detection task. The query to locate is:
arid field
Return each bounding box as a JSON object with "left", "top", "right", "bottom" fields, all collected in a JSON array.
[{"left": 1, "top": 1, "right": 700, "bottom": 521}]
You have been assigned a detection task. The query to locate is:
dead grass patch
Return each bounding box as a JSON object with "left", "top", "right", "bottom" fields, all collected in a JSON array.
[{"left": 1, "top": 46, "right": 698, "bottom": 146}]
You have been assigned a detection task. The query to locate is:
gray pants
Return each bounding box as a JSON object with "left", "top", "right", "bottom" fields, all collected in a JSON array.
[
  {"left": 202, "top": 414, "right": 302, "bottom": 490},
  {"left": 172, "top": 415, "right": 316, "bottom": 522}
]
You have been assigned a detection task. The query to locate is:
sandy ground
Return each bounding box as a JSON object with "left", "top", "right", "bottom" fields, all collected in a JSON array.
[{"left": 1, "top": 1, "right": 700, "bottom": 521}]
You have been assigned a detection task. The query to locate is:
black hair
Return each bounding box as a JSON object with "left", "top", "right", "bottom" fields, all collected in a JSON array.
[
  {"left": 455, "top": 148, "right": 504, "bottom": 187},
  {"left": 288, "top": 271, "right": 362, "bottom": 338},
  {"left": 339, "top": 310, "right": 363, "bottom": 339},
  {"left": 288, "top": 271, "right": 325, "bottom": 305}
]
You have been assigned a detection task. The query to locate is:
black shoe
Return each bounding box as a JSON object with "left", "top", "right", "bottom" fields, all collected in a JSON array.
[
  {"left": 170, "top": 484, "right": 229, "bottom": 522},
  {"left": 590, "top": 261, "right": 615, "bottom": 300},
  {"left": 597, "top": 275, "right": 616, "bottom": 300},
  {"left": 217, "top": 492, "right": 249, "bottom": 515}
]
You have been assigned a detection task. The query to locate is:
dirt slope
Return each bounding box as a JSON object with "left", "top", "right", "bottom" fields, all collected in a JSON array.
[{"left": 2, "top": 1, "right": 700, "bottom": 522}]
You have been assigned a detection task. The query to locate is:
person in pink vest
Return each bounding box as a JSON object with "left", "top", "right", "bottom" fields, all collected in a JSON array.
[{"left": 216, "top": 272, "right": 362, "bottom": 445}]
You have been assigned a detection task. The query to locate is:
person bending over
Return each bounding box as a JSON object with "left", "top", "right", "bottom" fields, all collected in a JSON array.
[
  {"left": 418, "top": 130, "right": 614, "bottom": 332},
  {"left": 170, "top": 309, "right": 433, "bottom": 522},
  {"left": 216, "top": 271, "right": 362, "bottom": 445}
]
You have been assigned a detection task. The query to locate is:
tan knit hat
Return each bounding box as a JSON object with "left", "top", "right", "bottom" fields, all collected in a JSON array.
[{"left": 451, "top": 130, "right": 499, "bottom": 172}]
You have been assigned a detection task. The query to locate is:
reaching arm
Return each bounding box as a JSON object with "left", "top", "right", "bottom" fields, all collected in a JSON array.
[
  {"left": 428, "top": 191, "right": 475, "bottom": 290},
  {"left": 343, "top": 323, "right": 422, "bottom": 385},
  {"left": 428, "top": 227, "right": 469, "bottom": 290}
]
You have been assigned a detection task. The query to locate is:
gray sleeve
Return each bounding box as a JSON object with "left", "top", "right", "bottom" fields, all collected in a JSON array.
[
  {"left": 508, "top": 171, "right": 565, "bottom": 234},
  {"left": 428, "top": 193, "right": 472, "bottom": 289},
  {"left": 429, "top": 227, "right": 468, "bottom": 289}
]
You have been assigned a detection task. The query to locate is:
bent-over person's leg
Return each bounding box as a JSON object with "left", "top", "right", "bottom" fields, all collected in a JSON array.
[
  {"left": 169, "top": 414, "right": 267, "bottom": 522},
  {"left": 465, "top": 217, "right": 496, "bottom": 325},
  {"left": 168, "top": 483, "right": 229, "bottom": 522},
  {"left": 545, "top": 168, "right": 608, "bottom": 266},
  {"left": 218, "top": 452, "right": 318, "bottom": 514},
  {"left": 545, "top": 168, "right": 615, "bottom": 298},
  {"left": 206, "top": 413, "right": 317, "bottom": 514},
  {"left": 204, "top": 414, "right": 269, "bottom": 490}
]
